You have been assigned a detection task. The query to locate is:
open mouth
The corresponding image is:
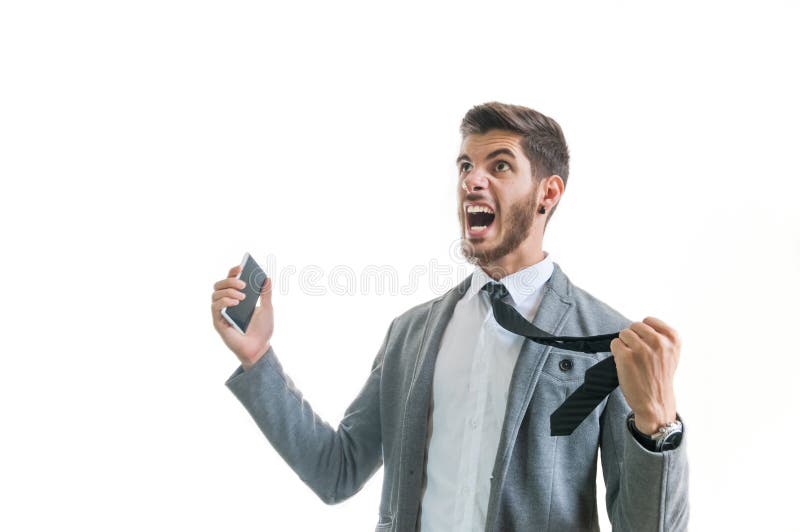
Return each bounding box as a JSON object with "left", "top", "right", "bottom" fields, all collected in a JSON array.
[{"left": 465, "top": 204, "right": 496, "bottom": 237}]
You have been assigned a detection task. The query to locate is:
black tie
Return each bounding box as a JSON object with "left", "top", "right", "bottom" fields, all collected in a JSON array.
[{"left": 482, "top": 281, "right": 621, "bottom": 436}]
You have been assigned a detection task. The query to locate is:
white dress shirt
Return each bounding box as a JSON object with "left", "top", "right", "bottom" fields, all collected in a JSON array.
[{"left": 419, "top": 251, "right": 555, "bottom": 532}]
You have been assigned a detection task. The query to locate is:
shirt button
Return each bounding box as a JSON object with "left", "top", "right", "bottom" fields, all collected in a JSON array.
[
  {"left": 470, "top": 418, "right": 478, "bottom": 429},
  {"left": 559, "top": 359, "right": 573, "bottom": 372}
]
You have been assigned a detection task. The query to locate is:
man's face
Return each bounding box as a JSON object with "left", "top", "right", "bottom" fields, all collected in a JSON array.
[{"left": 457, "top": 129, "right": 540, "bottom": 267}]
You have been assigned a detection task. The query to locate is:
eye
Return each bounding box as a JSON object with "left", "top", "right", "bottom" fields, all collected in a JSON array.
[
  {"left": 495, "top": 160, "right": 511, "bottom": 172},
  {"left": 460, "top": 162, "right": 473, "bottom": 173}
]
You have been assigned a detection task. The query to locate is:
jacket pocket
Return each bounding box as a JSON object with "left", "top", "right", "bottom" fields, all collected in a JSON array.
[{"left": 374, "top": 514, "right": 393, "bottom": 532}]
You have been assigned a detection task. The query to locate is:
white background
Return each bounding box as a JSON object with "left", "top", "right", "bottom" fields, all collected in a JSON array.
[{"left": 2, "top": 1, "right": 799, "bottom": 531}]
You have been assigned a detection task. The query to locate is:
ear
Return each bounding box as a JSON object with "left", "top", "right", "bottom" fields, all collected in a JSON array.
[{"left": 540, "top": 175, "right": 564, "bottom": 207}]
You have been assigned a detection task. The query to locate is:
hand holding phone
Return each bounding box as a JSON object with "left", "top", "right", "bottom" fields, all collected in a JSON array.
[{"left": 211, "top": 253, "right": 274, "bottom": 368}]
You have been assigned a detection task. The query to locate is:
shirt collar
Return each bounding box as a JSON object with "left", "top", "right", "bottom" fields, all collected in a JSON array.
[{"left": 465, "top": 251, "right": 554, "bottom": 306}]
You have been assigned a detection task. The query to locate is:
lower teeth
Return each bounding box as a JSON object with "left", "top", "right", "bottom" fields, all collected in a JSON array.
[{"left": 470, "top": 226, "right": 486, "bottom": 231}]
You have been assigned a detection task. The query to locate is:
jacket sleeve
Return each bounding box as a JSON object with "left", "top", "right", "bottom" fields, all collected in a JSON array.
[
  {"left": 599, "top": 386, "right": 690, "bottom": 531},
  {"left": 224, "top": 320, "right": 393, "bottom": 505}
]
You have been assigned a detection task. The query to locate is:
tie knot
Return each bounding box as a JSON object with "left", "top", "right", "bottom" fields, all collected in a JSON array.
[{"left": 482, "top": 281, "right": 509, "bottom": 303}]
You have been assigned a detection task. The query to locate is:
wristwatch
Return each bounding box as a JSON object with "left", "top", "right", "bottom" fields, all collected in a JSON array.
[{"left": 626, "top": 412, "right": 683, "bottom": 452}]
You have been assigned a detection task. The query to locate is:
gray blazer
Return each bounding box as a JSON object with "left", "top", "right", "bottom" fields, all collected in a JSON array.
[{"left": 225, "top": 262, "right": 689, "bottom": 531}]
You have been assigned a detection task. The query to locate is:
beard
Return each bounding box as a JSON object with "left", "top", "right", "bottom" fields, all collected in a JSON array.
[{"left": 459, "top": 191, "right": 538, "bottom": 269}]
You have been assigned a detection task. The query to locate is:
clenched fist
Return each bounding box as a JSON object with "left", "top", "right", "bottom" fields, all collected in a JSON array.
[
  {"left": 211, "top": 263, "right": 274, "bottom": 370},
  {"left": 610, "top": 316, "right": 681, "bottom": 434}
]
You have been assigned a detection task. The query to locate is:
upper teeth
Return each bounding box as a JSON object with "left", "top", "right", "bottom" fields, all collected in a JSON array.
[{"left": 467, "top": 205, "right": 494, "bottom": 214}]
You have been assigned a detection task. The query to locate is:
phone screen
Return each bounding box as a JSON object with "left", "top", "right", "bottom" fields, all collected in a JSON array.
[{"left": 222, "top": 253, "right": 267, "bottom": 334}]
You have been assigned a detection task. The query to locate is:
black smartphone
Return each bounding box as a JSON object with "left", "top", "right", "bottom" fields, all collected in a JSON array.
[{"left": 220, "top": 252, "right": 267, "bottom": 335}]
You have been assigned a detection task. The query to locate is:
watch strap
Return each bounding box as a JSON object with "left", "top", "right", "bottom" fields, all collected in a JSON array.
[{"left": 627, "top": 412, "right": 683, "bottom": 452}]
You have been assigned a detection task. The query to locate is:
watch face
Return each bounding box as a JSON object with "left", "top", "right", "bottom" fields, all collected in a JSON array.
[{"left": 660, "top": 430, "right": 683, "bottom": 451}]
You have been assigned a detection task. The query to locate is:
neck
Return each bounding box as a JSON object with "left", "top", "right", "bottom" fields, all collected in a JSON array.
[{"left": 480, "top": 234, "right": 546, "bottom": 280}]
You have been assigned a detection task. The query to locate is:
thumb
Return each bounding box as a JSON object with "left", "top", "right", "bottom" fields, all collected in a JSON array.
[{"left": 259, "top": 276, "right": 273, "bottom": 307}]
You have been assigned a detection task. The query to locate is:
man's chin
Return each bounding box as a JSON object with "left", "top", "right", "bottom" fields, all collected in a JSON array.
[{"left": 460, "top": 237, "right": 495, "bottom": 265}]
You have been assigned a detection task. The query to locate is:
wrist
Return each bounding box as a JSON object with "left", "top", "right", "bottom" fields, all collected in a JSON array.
[
  {"left": 634, "top": 415, "right": 668, "bottom": 435},
  {"left": 241, "top": 343, "right": 270, "bottom": 371},
  {"left": 628, "top": 412, "right": 684, "bottom": 452},
  {"left": 633, "top": 400, "right": 676, "bottom": 434}
]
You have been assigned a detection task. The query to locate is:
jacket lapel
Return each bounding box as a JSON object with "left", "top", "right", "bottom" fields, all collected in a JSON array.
[
  {"left": 483, "top": 262, "right": 574, "bottom": 529},
  {"left": 394, "top": 274, "right": 471, "bottom": 531}
]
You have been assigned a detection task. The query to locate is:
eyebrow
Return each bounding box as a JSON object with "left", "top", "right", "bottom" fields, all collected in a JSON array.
[{"left": 456, "top": 148, "right": 517, "bottom": 166}]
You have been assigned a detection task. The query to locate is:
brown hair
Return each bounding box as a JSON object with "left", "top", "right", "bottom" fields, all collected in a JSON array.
[{"left": 460, "top": 101, "right": 569, "bottom": 224}]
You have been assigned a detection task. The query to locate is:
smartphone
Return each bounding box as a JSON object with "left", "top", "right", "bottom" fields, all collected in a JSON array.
[{"left": 221, "top": 252, "right": 267, "bottom": 335}]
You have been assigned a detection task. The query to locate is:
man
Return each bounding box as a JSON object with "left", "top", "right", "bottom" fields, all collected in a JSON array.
[{"left": 211, "top": 102, "right": 689, "bottom": 531}]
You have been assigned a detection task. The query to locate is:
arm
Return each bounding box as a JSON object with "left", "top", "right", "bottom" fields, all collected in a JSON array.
[
  {"left": 601, "top": 315, "right": 689, "bottom": 530},
  {"left": 224, "top": 321, "right": 393, "bottom": 505},
  {"left": 600, "top": 388, "right": 689, "bottom": 531}
]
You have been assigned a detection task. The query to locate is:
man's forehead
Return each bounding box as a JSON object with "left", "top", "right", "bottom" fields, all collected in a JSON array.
[{"left": 459, "top": 130, "right": 524, "bottom": 157}]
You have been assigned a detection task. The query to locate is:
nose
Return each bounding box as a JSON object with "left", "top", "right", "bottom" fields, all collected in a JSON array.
[{"left": 462, "top": 170, "right": 489, "bottom": 193}]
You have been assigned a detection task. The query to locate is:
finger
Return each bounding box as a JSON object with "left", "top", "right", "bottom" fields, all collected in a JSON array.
[
  {"left": 211, "top": 303, "right": 233, "bottom": 326},
  {"left": 610, "top": 336, "right": 633, "bottom": 358},
  {"left": 211, "top": 297, "right": 240, "bottom": 314},
  {"left": 214, "top": 277, "right": 247, "bottom": 291},
  {"left": 213, "top": 313, "right": 233, "bottom": 330},
  {"left": 228, "top": 264, "right": 242, "bottom": 278},
  {"left": 212, "top": 288, "right": 247, "bottom": 303},
  {"left": 628, "top": 321, "right": 663, "bottom": 352},
  {"left": 259, "top": 276, "right": 272, "bottom": 304},
  {"left": 643, "top": 316, "right": 680, "bottom": 344},
  {"left": 618, "top": 327, "right": 648, "bottom": 353}
]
